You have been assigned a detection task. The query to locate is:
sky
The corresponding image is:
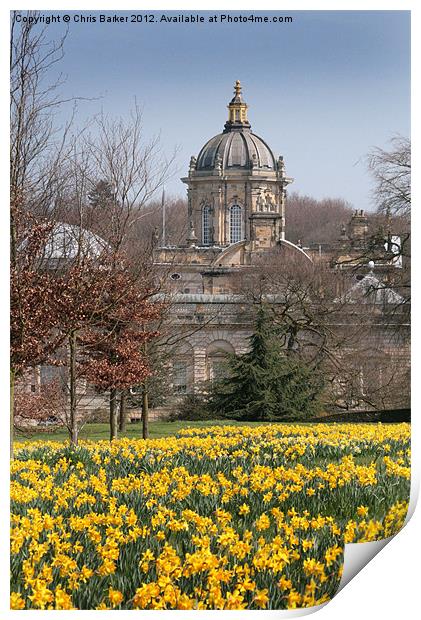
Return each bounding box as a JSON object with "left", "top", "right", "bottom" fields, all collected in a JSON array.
[{"left": 30, "top": 10, "right": 410, "bottom": 210}]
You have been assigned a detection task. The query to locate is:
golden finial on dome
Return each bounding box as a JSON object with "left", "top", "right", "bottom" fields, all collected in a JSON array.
[
  {"left": 234, "top": 80, "right": 242, "bottom": 98},
  {"left": 224, "top": 79, "right": 250, "bottom": 132}
]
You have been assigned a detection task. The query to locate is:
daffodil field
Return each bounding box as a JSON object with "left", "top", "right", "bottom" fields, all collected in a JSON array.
[{"left": 10, "top": 423, "right": 410, "bottom": 610}]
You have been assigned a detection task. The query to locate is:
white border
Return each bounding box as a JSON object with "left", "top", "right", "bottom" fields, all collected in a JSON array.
[{"left": 1, "top": 1, "right": 418, "bottom": 618}]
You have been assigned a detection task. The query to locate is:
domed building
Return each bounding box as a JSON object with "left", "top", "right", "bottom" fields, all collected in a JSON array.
[
  {"left": 155, "top": 81, "right": 309, "bottom": 297},
  {"left": 152, "top": 82, "right": 314, "bottom": 391},
  {"left": 17, "top": 82, "right": 409, "bottom": 425},
  {"left": 152, "top": 81, "right": 409, "bottom": 410}
]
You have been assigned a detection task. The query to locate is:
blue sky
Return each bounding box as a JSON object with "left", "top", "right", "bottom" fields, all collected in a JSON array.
[{"left": 44, "top": 10, "right": 410, "bottom": 210}]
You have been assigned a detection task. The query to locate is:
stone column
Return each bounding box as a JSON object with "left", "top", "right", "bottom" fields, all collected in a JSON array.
[
  {"left": 212, "top": 184, "right": 223, "bottom": 245},
  {"left": 243, "top": 181, "right": 249, "bottom": 241},
  {"left": 222, "top": 182, "right": 227, "bottom": 244},
  {"left": 280, "top": 185, "right": 286, "bottom": 240}
]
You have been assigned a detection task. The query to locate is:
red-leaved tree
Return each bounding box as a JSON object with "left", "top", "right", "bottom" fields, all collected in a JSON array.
[{"left": 79, "top": 264, "right": 164, "bottom": 441}]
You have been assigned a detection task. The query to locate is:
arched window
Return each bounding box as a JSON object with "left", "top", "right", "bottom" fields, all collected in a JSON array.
[
  {"left": 206, "top": 340, "right": 235, "bottom": 382},
  {"left": 230, "top": 204, "right": 242, "bottom": 244},
  {"left": 202, "top": 206, "right": 211, "bottom": 245}
]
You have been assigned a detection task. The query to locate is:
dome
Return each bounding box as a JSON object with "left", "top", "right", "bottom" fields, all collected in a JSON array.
[
  {"left": 42, "top": 223, "right": 107, "bottom": 260},
  {"left": 193, "top": 80, "right": 277, "bottom": 172},
  {"left": 196, "top": 130, "right": 276, "bottom": 171}
]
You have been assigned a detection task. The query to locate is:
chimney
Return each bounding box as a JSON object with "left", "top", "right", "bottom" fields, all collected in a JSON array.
[{"left": 348, "top": 209, "right": 368, "bottom": 243}]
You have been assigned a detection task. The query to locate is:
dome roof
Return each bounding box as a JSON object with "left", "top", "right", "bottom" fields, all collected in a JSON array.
[
  {"left": 42, "top": 223, "right": 107, "bottom": 260},
  {"left": 196, "top": 130, "right": 276, "bottom": 171},
  {"left": 192, "top": 81, "right": 278, "bottom": 173}
]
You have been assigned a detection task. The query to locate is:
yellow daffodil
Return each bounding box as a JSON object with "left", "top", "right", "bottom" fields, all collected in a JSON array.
[{"left": 108, "top": 588, "right": 124, "bottom": 607}]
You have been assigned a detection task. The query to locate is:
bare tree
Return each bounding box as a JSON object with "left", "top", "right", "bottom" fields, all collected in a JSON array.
[
  {"left": 77, "top": 106, "right": 177, "bottom": 253},
  {"left": 234, "top": 245, "right": 409, "bottom": 414},
  {"left": 10, "top": 13, "right": 181, "bottom": 449},
  {"left": 124, "top": 196, "right": 189, "bottom": 255},
  {"left": 10, "top": 11, "right": 81, "bottom": 454},
  {"left": 56, "top": 110, "right": 176, "bottom": 442},
  {"left": 367, "top": 135, "right": 411, "bottom": 216},
  {"left": 285, "top": 193, "right": 353, "bottom": 246},
  {"left": 13, "top": 378, "right": 66, "bottom": 429},
  {"left": 9, "top": 11, "right": 85, "bottom": 225},
  {"left": 123, "top": 289, "right": 227, "bottom": 436}
]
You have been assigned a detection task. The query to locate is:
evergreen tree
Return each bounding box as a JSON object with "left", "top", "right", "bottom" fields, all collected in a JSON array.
[
  {"left": 209, "top": 306, "right": 324, "bottom": 421},
  {"left": 88, "top": 180, "right": 115, "bottom": 208}
]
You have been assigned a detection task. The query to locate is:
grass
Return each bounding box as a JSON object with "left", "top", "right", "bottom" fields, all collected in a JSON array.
[
  {"left": 15, "top": 418, "right": 398, "bottom": 444},
  {"left": 14, "top": 420, "right": 276, "bottom": 443}
]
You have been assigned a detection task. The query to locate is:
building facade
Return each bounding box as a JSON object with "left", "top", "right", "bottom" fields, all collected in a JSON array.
[
  {"left": 16, "top": 82, "right": 409, "bottom": 426},
  {"left": 154, "top": 81, "right": 409, "bottom": 412}
]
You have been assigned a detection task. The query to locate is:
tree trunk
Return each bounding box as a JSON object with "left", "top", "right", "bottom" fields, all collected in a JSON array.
[
  {"left": 119, "top": 390, "right": 127, "bottom": 434},
  {"left": 10, "top": 368, "right": 16, "bottom": 460},
  {"left": 69, "top": 330, "right": 78, "bottom": 446},
  {"left": 142, "top": 383, "right": 149, "bottom": 440},
  {"left": 110, "top": 388, "right": 118, "bottom": 441}
]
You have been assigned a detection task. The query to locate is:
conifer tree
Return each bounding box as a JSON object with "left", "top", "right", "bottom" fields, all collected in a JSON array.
[{"left": 209, "top": 306, "right": 324, "bottom": 421}]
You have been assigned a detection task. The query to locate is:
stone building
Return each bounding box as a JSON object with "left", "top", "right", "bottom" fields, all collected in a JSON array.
[
  {"left": 154, "top": 81, "right": 409, "bottom": 411},
  {"left": 17, "top": 81, "right": 409, "bottom": 424},
  {"left": 154, "top": 81, "right": 310, "bottom": 389}
]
